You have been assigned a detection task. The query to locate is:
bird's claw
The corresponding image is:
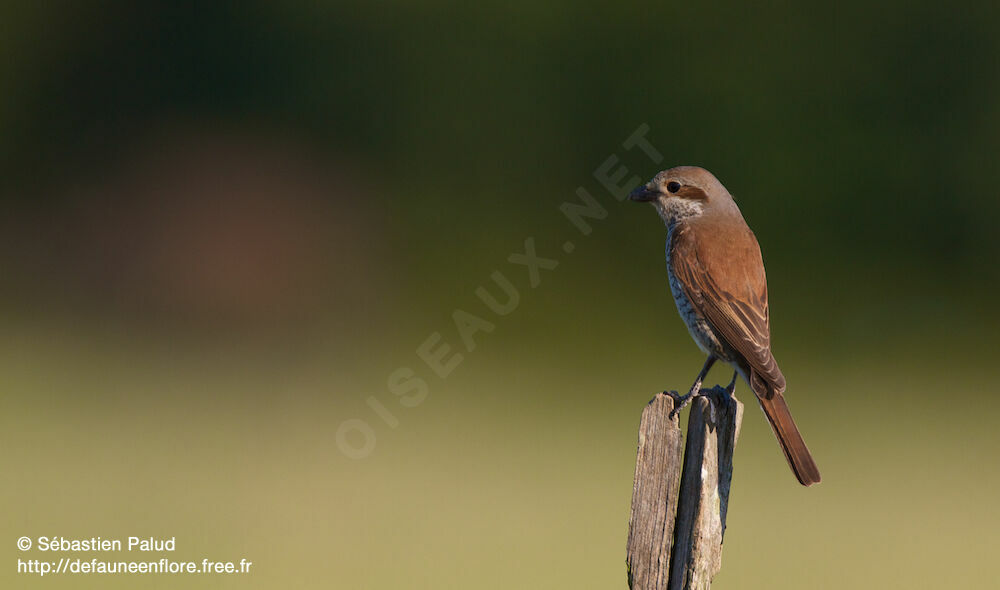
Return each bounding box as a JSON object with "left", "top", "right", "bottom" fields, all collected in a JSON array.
[{"left": 663, "top": 390, "right": 696, "bottom": 419}]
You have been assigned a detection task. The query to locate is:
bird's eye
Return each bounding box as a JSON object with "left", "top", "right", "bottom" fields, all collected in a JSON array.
[{"left": 666, "top": 181, "right": 681, "bottom": 193}]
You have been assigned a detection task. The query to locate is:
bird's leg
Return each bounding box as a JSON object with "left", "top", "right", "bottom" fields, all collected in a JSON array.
[
  {"left": 686, "top": 356, "right": 716, "bottom": 397},
  {"left": 668, "top": 356, "right": 715, "bottom": 418},
  {"left": 725, "top": 370, "right": 738, "bottom": 396}
]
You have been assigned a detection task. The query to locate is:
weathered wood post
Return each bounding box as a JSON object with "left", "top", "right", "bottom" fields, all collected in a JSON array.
[{"left": 626, "top": 387, "right": 744, "bottom": 590}]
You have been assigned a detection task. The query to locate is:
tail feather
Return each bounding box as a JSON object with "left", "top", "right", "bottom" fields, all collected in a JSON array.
[{"left": 753, "top": 383, "right": 821, "bottom": 486}]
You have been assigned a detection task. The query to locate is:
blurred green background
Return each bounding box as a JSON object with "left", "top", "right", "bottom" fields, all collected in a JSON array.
[{"left": 2, "top": 1, "right": 999, "bottom": 588}]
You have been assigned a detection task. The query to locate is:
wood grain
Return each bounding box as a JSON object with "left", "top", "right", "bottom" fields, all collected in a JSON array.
[
  {"left": 627, "top": 393, "right": 683, "bottom": 590},
  {"left": 627, "top": 388, "right": 744, "bottom": 590}
]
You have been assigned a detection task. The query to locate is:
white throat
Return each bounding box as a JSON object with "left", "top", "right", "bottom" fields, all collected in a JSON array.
[{"left": 652, "top": 197, "right": 704, "bottom": 228}]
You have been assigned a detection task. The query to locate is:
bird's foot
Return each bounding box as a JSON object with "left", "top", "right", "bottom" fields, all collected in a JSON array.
[{"left": 665, "top": 387, "right": 700, "bottom": 419}]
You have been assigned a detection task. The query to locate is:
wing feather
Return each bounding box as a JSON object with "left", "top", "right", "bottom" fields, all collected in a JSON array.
[{"left": 670, "top": 221, "right": 785, "bottom": 395}]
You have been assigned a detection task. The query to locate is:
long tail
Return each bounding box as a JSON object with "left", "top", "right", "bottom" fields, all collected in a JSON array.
[{"left": 756, "top": 392, "right": 821, "bottom": 486}]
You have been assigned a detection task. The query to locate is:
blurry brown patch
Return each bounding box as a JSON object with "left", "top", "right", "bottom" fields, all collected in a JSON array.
[{"left": 3, "top": 122, "right": 388, "bottom": 336}]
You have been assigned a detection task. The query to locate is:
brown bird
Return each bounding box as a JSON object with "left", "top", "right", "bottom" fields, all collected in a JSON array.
[{"left": 630, "top": 166, "right": 820, "bottom": 486}]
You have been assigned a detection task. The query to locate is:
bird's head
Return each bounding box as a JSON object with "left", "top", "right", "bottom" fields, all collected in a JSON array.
[{"left": 629, "top": 166, "right": 734, "bottom": 226}]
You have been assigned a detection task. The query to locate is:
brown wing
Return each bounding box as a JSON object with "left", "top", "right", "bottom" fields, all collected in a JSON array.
[{"left": 670, "top": 219, "right": 786, "bottom": 396}]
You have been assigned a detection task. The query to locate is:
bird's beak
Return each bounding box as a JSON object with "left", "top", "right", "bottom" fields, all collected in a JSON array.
[{"left": 629, "top": 184, "right": 659, "bottom": 202}]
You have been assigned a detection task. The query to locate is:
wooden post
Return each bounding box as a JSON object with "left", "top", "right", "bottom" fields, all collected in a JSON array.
[
  {"left": 626, "top": 387, "right": 744, "bottom": 590},
  {"left": 626, "top": 393, "right": 683, "bottom": 590}
]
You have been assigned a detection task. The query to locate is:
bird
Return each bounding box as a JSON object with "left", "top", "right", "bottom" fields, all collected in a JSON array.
[{"left": 629, "top": 166, "right": 820, "bottom": 486}]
